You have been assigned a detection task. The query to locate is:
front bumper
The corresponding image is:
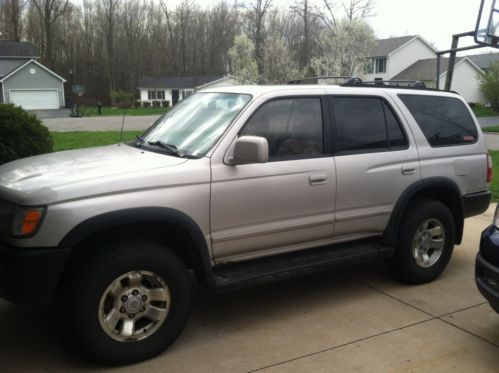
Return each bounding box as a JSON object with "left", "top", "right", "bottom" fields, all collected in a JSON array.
[
  {"left": 0, "top": 242, "right": 70, "bottom": 305},
  {"left": 476, "top": 226, "right": 499, "bottom": 313}
]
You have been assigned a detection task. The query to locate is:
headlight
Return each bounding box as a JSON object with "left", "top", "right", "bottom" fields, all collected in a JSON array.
[
  {"left": 494, "top": 204, "right": 499, "bottom": 229},
  {"left": 0, "top": 199, "right": 45, "bottom": 237}
]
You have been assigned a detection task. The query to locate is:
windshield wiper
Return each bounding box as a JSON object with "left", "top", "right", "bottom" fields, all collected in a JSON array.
[
  {"left": 147, "top": 140, "right": 184, "bottom": 157},
  {"left": 135, "top": 135, "right": 145, "bottom": 146}
]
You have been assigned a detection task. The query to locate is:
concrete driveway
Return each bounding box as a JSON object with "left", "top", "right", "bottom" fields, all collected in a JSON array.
[
  {"left": 42, "top": 115, "right": 159, "bottom": 132},
  {"left": 1, "top": 206, "right": 498, "bottom": 372}
]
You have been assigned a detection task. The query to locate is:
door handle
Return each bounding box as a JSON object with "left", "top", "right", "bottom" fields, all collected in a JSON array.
[
  {"left": 309, "top": 174, "right": 328, "bottom": 185},
  {"left": 401, "top": 166, "right": 416, "bottom": 175}
]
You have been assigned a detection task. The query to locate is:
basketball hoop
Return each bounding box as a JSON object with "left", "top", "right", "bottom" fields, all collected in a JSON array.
[{"left": 476, "top": 0, "right": 499, "bottom": 47}]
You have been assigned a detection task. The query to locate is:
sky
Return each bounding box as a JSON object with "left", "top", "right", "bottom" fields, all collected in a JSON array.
[{"left": 176, "top": 0, "right": 496, "bottom": 55}]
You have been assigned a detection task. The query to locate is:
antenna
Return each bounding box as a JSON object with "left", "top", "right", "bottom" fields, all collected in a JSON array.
[{"left": 119, "top": 109, "right": 126, "bottom": 144}]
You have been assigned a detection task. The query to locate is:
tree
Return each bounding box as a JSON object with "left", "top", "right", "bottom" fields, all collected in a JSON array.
[
  {"left": 261, "top": 36, "right": 302, "bottom": 84},
  {"left": 311, "top": 18, "right": 375, "bottom": 77},
  {"left": 244, "top": 0, "right": 273, "bottom": 79},
  {"left": 227, "top": 34, "right": 259, "bottom": 82},
  {"left": 31, "top": 0, "right": 69, "bottom": 66},
  {"left": 0, "top": 0, "right": 26, "bottom": 41},
  {"left": 479, "top": 62, "right": 499, "bottom": 111}
]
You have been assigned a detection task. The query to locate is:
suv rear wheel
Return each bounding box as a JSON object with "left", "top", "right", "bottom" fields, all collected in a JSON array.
[
  {"left": 61, "top": 238, "right": 193, "bottom": 364},
  {"left": 386, "top": 199, "right": 455, "bottom": 284}
]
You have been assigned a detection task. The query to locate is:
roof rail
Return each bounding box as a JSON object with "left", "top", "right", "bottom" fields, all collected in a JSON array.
[{"left": 287, "top": 76, "right": 351, "bottom": 84}]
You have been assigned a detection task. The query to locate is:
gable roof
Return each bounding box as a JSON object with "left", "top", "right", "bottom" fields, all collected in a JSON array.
[
  {"left": 368, "top": 35, "right": 416, "bottom": 57},
  {"left": 0, "top": 41, "right": 38, "bottom": 58},
  {"left": 391, "top": 57, "right": 482, "bottom": 81},
  {"left": 138, "top": 75, "right": 224, "bottom": 89},
  {"left": 0, "top": 59, "right": 66, "bottom": 82},
  {"left": 467, "top": 53, "right": 499, "bottom": 70}
]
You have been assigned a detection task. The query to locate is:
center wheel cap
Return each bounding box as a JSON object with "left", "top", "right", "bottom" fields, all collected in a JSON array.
[{"left": 125, "top": 296, "right": 143, "bottom": 313}]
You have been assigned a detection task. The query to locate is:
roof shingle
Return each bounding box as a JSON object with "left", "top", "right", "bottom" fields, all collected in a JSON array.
[
  {"left": 368, "top": 35, "right": 416, "bottom": 57},
  {"left": 0, "top": 41, "right": 38, "bottom": 57},
  {"left": 138, "top": 75, "right": 224, "bottom": 89}
]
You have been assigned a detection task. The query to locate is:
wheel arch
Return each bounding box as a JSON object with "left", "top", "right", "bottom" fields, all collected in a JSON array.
[
  {"left": 383, "top": 177, "right": 465, "bottom": 246},
  {"left": 58, "top": 207, "right": 215, "bottom": 288}
]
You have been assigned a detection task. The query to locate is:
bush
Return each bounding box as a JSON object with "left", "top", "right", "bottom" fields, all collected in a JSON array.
[
  {"left": 110, "top": 90, "right": 134, "bottom": 106},
  {"left": 0, "top": 104, "right": 53, "bottom": 165},
  {"left": 479, "top": 62, "right": 499, "bottom": 111}
]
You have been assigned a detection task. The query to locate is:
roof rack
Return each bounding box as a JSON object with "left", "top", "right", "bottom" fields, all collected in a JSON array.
[
  {"left": 287, "top": 76, "right": 351, "bottom": 84},
  {"left": 344, "top": 79, "right": 427, "bottom": 88}
]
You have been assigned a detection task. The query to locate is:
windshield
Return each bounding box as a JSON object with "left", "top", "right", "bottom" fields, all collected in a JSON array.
[{"left": 137, "top": 92, "right": 251, "bottom": 157}]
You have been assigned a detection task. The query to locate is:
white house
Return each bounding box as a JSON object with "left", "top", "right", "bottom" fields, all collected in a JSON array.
[
  {"left": 362, "top": 35, "right": 436, "bottom": 81},
  {"left": 392, "top": 57, "right": 485, "bottom": 104},
  {"left": 137, "top": 75, "right": 252, "bottom": 107}
]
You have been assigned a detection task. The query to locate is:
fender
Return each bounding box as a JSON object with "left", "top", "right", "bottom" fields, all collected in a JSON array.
[
  {"left": 58, "top": 207, "right": 217, "bottom": 288},
  {"left": 384, "top": 177, "right": 465, "bottom": 245}
]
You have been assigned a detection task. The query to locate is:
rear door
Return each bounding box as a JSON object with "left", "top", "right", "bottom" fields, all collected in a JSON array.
[{"left": 329, "top": 94, "right": 420, "bottom": 239}]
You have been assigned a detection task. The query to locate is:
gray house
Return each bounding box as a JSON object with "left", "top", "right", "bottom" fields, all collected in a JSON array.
[{"left": 0, "top": 41, "right": 66, "bottom": 110}]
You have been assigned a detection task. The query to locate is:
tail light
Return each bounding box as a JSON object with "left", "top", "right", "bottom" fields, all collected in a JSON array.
[{"left": 487, "top": 153, "right": 493, "bottom": 183}]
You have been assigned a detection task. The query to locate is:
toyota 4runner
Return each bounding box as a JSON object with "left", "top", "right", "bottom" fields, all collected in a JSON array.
[{"left": 0, "top": 83, "right": 491, "bottom": 364}]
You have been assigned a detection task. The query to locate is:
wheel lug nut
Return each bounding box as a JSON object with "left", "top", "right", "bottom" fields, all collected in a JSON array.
[
  {"left": 120, "top": 307, "right": 126, "bottom": 313},
  {"left": 140, "top": 307, "right": 145, "bottom": 312},
  {"left": 132, "top": 290, "right": 139, "bottom": 296},
  {"left": 129, "top": 313, "right": 135, "bottom": 318},
  {"left": 121, "top": 295, "right": 128, "bottom": 302},
  {"left": 142, "top": 295, "right": 147, "bottom": 301}
]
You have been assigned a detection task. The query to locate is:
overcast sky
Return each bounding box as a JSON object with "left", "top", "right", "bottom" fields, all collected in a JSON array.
[{"left": 180, "top": 0, "right": 495, "bottom": 54}]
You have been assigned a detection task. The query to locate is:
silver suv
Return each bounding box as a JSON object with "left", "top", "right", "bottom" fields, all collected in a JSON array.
[{"left": 0, "top": 84, "right": 491, "bottom": 364}]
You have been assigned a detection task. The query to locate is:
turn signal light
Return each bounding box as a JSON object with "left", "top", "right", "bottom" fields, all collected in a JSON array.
[
  {"left": 487, "top": 153, "right": 493, "bottom": 183},
  {"left": 21, "top": 209, "right": 43, "bottom": 236}
]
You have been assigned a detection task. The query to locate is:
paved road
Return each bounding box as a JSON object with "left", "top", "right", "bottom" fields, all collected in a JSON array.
[
  {"left": 43, "top": 115, "right": 159, "bottom": 132},
  {"left": 1, "top": 206, "right": 498, "bottom": 372},
  {"left": 479, "top": 116, "right": 499, "bottom": 128}
]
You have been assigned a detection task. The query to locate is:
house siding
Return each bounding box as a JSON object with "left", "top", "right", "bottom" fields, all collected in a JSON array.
[
  {"left": 0, "top": 58, "right": 26, "bottom": 77},
  {"left": 439, "top": 61, "right": 485, "bottom": 104},
  {"left": 3, "top": 61, "right": 64, "bottom": 107},
  {"left": 362, "top": 38, "right": 435, "bottom": 81}
]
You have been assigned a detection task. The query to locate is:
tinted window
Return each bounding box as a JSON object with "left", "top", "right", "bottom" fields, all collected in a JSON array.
[
  {"left": 334, "top": 97, "right": 388, "bottom": 152},
  {"left": 241, "top": 98, "right": 324, "bottom": 158},
  {"left": 399, "top": 95, "right": 478, "bottom": 146},
  {"left": 384, "top": 102, "right": 407, "bottom": 148}
]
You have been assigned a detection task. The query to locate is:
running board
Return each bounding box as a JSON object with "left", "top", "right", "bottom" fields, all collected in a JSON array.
[{"left": 212, "top": 240, "right": 394, "bottom": 293}]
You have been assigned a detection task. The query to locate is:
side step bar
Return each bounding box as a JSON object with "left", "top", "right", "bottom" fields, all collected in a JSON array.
[{"left": 212, "top": 240, "right": 394, "bottom": 293}]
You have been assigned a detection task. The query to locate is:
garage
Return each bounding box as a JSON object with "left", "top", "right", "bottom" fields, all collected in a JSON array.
[{"left": 9, "top": 90, "right": 59, "bottom": 110}]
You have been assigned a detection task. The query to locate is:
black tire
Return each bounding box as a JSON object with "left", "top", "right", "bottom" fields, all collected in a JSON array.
[
  {"left": 385, "top": 199, "right": 455, "bottom": 284},
  {"left": 60, "top": 238, "right": 193, "bottom": 365}
]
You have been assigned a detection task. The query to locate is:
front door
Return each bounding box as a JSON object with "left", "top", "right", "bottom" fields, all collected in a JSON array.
[
  {"left": 210, "top": 96, "right": 336, "bottom": 262},
  {"left": 172, "top": 90, "right": 179, "bottom": 105}
]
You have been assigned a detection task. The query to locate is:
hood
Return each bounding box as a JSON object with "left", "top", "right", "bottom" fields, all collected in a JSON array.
[{"left": 0, "top": 144, "right": 188, "bottom": 205}]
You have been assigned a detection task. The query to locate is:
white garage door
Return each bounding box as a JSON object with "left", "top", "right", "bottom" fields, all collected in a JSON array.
[{"left": 10, "top": 90, "right": 59, "bottom": 110}]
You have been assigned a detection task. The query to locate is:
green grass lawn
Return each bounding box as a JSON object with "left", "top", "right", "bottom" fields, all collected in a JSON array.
[
  {"left": 78, "top": 106, "right": 169, "bottom": 117},
  {"left": 472, "top": 106, "right": 499, "bottom": 118},
  {"left": 490, "top": 151, "right": 499, "bottom": 202},
  {"left": 483, "top": 126, "right": 499, "bottom": 133},
  {"left": 51, "top": 131, "right": 142, "bottom": 151}
]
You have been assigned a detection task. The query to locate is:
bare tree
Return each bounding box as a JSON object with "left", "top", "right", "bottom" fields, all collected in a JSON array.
[
  {"left": 342, "top": 0, "right": 374, "bottom": 21},
  {"left": 31, "top": 0, "right": 68, "bottom": 66},
  {"left": 0, "top": 0, "right": 26, "bottom": 40},
  {"left": 244, "top": 0, "right": 273, "bottom": 80}
]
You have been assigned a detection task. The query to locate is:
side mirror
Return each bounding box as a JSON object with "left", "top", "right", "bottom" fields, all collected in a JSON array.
[{"left": 230, "top": 136, "right": 269, "bottom": 164}]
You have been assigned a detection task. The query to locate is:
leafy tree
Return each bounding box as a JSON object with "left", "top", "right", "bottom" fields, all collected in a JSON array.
[
  {"left": 227, "top": 34, "right": 259, "bottom": 82},
  {"left": 0, "top": 104, "right": 53, "bottom": 165},
  {"left": 261, "top": 36, "right": 302, "bottom": 84},
  {"left": 311, "top": 18, "right": 375, "bottom": 77},
  {"left": 479, "top": 62, "right": 499, "bottom": 111}
]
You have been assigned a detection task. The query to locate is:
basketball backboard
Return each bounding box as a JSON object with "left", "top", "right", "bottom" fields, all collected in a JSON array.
[{"left": 476, "top": 0, "right": 499, "bottom": 46}]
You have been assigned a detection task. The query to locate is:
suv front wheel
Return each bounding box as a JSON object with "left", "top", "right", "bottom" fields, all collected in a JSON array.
[
  {"left": 61, "top": 238, "right": 193, "bottom": 364},
  {"left": 386, "top": 199, "right": 455, "bottom": 284}
]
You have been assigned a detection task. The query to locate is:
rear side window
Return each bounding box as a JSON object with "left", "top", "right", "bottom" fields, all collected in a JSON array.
[
  {"left": 398, "top": 94, "right": 478, "bottom": 146},
  {"left": 331, "top": 97, "right": 407, "bottom": 153}
]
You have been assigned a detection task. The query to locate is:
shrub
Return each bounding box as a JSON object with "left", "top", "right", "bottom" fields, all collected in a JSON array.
[
  {"left": 110, "top": 90, "right": 134, "bottom": 106},
  {"left": 143, "top": 102, "right": 151, "bottom": 108},
  {"left": 162, "top": 100, "right": 170, "bottom": 107},
  {"left": 0, "top": 104, "right": 53, "bottom": 165},
  {"left": 479, "top": 62, "right": 499, "bottom": 111}
]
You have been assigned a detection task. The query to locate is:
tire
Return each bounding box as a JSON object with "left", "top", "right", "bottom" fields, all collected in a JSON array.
[
  {"left": 385, "top": 199, "right": 455, "bottom": 284},
  {"left": 60, "top": 238, "right": 193, "bottom": 365}
]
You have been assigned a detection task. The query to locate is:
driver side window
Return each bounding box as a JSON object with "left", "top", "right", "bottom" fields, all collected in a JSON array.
[{"left": 240, "top": 98, "right": 324, "bottom": 159}]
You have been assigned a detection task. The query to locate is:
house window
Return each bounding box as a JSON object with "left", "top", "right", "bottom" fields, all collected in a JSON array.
[
  {"left": 364, "top": 59, "right": 374, "bottom": 74},
  {"left": 375, "top": 57, "right": 387, "bottom": 73},
  {"left": 148, "top": 90, "right": 165, "bottom": 100}
]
